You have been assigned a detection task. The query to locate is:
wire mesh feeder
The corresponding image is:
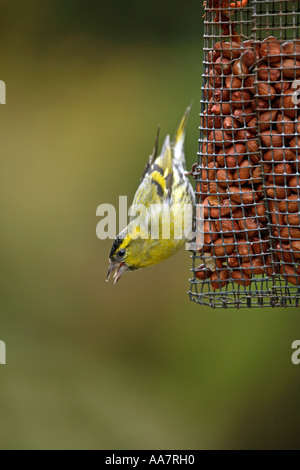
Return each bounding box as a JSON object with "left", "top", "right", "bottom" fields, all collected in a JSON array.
[{"left": 189, "top": 0, "right": 300, "bottom": 308}]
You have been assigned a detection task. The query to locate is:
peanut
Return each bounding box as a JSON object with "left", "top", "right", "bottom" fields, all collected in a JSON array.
[
  {"left": 276, "top": 114, "right": 295, "bottom": 137},
  {"left": 282, "top": 41, "right": 300, "bottom": 60},
  {"left": 280, "top": 227, "right": 300, "bottom": 240},
  {"left": 255, "top": 183, "right": 264, "bottom": 199},
  {"left": 249, "top": 203, "right": 266, "bottom": 218},
  {"left": 210, "top": 199, "right": 233, "bottom": 218},
  {"left": 231, "top": 271, "right": 252, "bottom": 286},
  {"left": 231, "top": 208, "right": 244, "bottom": 223},
  {"left": 233, "top": 160, "right": 251, "bottom": 183},
  {"left": 289, "top": 136, "right": 299, "bottom": 148},
  {"left": 211, "top": 270, "right": 230, "bottom": 290},
  {"left": 225, "top": 75, "right": 242, "bottom": 89},
  {"left": 223, "top": 116, "right": 240, "bottom": 132},
  {"left": 273, "top": 80, "right": 292, "bottom": 94},
  {"left": 227, "top": 186, "right": 255, "bottom": 205},
  {"left": 269, "top": 200, "right": 285, "bottom": 226},
  {"left": 258, "top": 110, "right": 278, "bottom": 132},
  {"left": 279, "top": 264, "right": 300, "bottom": 286},
  {"left": 266, "top": 185, "right": 292, "bottom": 199},
  {"left": 289, "top": 176, "right": 299, "bottom": 192},
  {"left": 215, "top": 218, "right": 239, "bottom": 235},
  {"left": 236, "top": 239, "right": 254, "bottom": 261},
  {"left": 251, "top": 166, "right": 264, "bottom": 184},
  {"left": 214, "top": 57, "right": 231, "bottom": 75},
  {"left": 196, "top": 265, "right": 212, "bottom": 280},
  {"left": 214, "top": 88, "right": 230, "bottom": 102},
  {"left": 257, "top": 65, "right": 280, "bottom": 82},
  {"left": 216, "top": 169, "right": 234, "bottom": 188},
  {"left": 211, "top": 103, "right": 231, "bottom": 115},
  {"left": 241, "top": 258, "right": 265, "bottom": 275},
  {"left": 204, "top": 220, "right": 218, "bottom": 244},
  {"left": 238, "top": 217, "right": 260, "bottom": 237},
  {"left": 209, "top": 69, "right": 222, "bottom": 87},
  {"left": 233, "top": 107, "right": 254, "bottom": 124},
  {"left": 257, "top": 82, "right": 276, "bottom": 100},
  {"left": 260, "top": 36, "right": 282, "bottom": 62},
  {"left": 232, "top": 59, "right": 249, "bottom": 78},
  {"left": 227, "top": 255, "right": 240, "bottom": 268},
  {"left": 263, "top": 148, "right": 295, "bottom": 162},
  {"left": 201, "top": 161, "right": 219, "bottom": 181},
  {"left": 231, "top": 91, "right": 253, "bottom": 108},
  {"left": 275, "top": 243, "right": 294, "bottom": 263},
  {"left": 291, "top": 240, "right": 300, "bottom": 259},
  {"left": 252, "top": 98, "right": 269, "bottom": 111},
  {"left": 273, "top": 163, "right": 293, "bottom": 185},
  {"left": 251, "top": 238, "right": 269, "bottom": 255},
  {"left": 281, "top": 59, "right": 300, "bottom": 78},
  {"left": 278, "top": 195, "right": 299, "bottom": 213},
  {"left": 208, "top": 130, "right": 232, "bottom": 147},
  {"left": 214, "top": 41, "right": 241, "bottom": 59},
  {"left": 235, "top": 129, "right": 255, "bottom": 142},
  {"left": 279, "top": 89, "right": 298, "bottom": 118},
  {"left": 284, "top": 213, "right": 300, "bottom": 226},
  {"left": 217, "top": 144, "right": 245, "bottom": 167},
  {"left": 213, "top": 237, "right": 235, "bottom": 257},
  {"left": 244, "top": 75, "right": 255, "bottom": 94},
  {"left": 260, "top": 130, "right": 284, "bottom": 148}
]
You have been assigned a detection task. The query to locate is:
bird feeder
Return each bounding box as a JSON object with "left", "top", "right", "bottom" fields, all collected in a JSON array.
[{"left": 189, "top": 0, "right": 300, "bottom": 308}]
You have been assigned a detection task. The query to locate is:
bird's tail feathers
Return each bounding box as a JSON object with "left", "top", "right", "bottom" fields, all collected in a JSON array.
[{"left": 172, "top": 103, "right": 193, "bottom": 165}]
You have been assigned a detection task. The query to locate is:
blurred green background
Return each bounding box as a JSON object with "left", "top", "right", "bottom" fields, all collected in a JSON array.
[{"left": 0, "top": 0, "right": 299, "bottom": 450}]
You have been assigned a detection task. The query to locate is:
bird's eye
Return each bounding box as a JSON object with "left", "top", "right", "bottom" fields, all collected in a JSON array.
[{"left": 118, "top": 249, "right": 126, "bottom": 258}]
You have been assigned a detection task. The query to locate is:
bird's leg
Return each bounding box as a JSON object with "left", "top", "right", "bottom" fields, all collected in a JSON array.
[{"left": 185, "top": 163, "right": 201, "bottom": 179}]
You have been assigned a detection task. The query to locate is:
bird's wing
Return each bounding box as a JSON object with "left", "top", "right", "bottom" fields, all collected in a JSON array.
[
  {"left": 140, "top": 126, "right": 160, "bottom": 183},
  {"left": 133, "top": 135, "right": 173, "bottom": 208}
]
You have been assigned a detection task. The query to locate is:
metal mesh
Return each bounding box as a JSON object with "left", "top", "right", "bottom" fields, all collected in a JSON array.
[{"left": 189, "top": 0, "right": 300, "bottom": 308}]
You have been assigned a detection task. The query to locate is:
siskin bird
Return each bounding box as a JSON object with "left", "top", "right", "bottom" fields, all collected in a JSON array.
[{"left": 107, "top": 105, "right": 195, "bottom": 284}]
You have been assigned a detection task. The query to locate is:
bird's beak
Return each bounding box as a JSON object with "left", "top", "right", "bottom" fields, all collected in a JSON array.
[
  {"left": 107, "top": 261, "right": 117, "bottom": 282},
  {"left": 106, "top": 261, "right": 127, "bottom": 284}
]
